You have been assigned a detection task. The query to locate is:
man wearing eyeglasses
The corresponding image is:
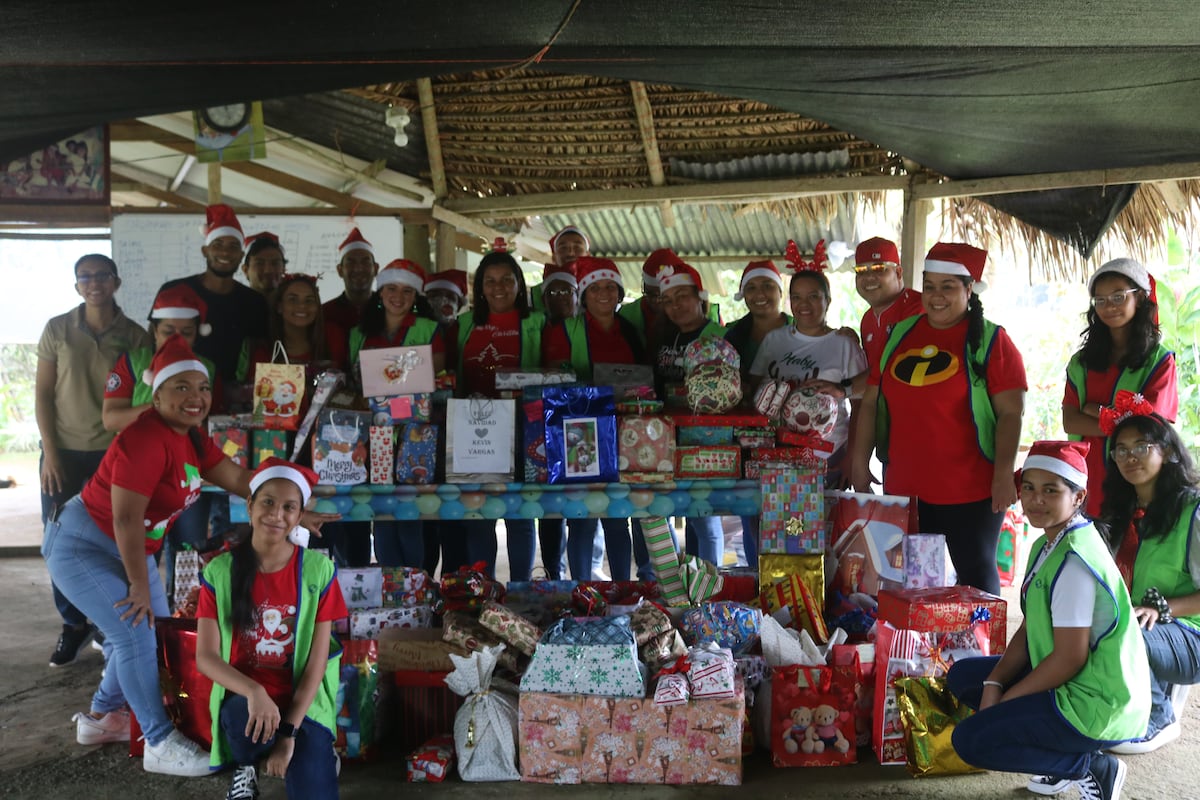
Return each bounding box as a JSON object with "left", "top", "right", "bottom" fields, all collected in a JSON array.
[
  {"left": 36, "top": 254, "right": 152, "bottom": 667},
  {"left": 854, "top": 237, "right": 924, "bottom": 372}
]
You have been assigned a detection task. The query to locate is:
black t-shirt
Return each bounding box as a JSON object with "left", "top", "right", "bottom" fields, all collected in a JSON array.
[
  {"left": 652, "top": 324, "right": 706, "bottom": 397},
  {"left": 157, "top": 274, "right": 268, "bottom": 381}
]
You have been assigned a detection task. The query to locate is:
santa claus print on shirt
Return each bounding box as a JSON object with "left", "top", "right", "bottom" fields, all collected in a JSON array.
[{"left": 243, "top": 601, "right": 298, "bottom": 670}]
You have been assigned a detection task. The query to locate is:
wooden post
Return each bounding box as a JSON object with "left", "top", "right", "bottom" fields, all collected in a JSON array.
[
  {"left": 207, "top": 163, "right": 221, "bottom": 204},
  {"left": 900, "top": 181, "right": 930, "bottom": 289},
  {"left": 629, "top": 81, "right": 675, "bottom": 227},
  {"left": 435, "top": 221, "right": 458, "bottom": 273},
  {"left": 418, "top": 78, "right": 448, "bottom": 201},
  {"left": 404, "top": 223, "right": 432, "bottom": 267}
]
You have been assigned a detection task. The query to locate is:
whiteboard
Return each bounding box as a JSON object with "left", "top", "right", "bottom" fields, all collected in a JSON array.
[{"left": 111, "top": 213, "right": 404, "bottom": 324}]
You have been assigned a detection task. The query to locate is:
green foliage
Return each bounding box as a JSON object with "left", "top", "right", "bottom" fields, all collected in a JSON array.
[
  {"left": 1155, "top": 264, "right": 1200, "bottom": 448},
  {"left": 0, "top": 344, "right": 39, "bottom": 453}
]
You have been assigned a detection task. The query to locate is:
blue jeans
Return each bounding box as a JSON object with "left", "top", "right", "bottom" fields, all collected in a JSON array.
[
  {"left": 567, "top": 518, "right": 632, "bottom": 581},
  {"left": 372, "top": 520, "right": 424, "bottom": 568},
  {"left": 448, "top": 521, "right": 500, "bottom": 579},
  {"left": 538, "top": 519, "right": 567, "bottom": 580},
  {"left": 629, "top": 518, "right": 656, "bottom": 583},
  {"left": 1141, "top": 621, "right": 1200, "bottom": 734},
  {"left": 320, "top": 522, "right": 373, "bottom": 568},
  {"left": 40, "top": 447, "right": 105, "bottom": 627},
  {"left": 683, "top": 516, "right": 724, "bottom": 567},
  {"left": 506, "top": 518, "right": 536, "bottom": 582},
  {"left": 740, "top": 515, "right": 759, "bottom": 569},
  {"left": 42, "top": 496, "right": 173, "bottom": 745},
  {"left": 421, "top": 521, "right": 442, "bottom": 576},
  {"left": 219, "top": 694, "right": 339, "bottom": 799},
  {"left": 948, "top": 655, "right": 1122, "bottom": 779}
]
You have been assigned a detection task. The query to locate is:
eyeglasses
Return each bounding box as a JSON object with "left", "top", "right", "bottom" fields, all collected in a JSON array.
[
  {"left": 1113, "top": 442, "right": 1158, "bottom": 461},
  {"left": 853, "top": 264, "right": 893, "bottom": 274},
  {"left": 76, "top": 272, "right": 115, "bottom": 284},
  {"left": 546, "top": 288, "right": 575, "bottom": 298},
  {"left": 1092, "top": 289, "right": 1140, "bottom": 308}
]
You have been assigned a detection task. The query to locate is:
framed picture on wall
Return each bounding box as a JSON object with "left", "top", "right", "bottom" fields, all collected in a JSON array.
[{"left": 0, "top": 125, "right": 110, "bottom": 204}]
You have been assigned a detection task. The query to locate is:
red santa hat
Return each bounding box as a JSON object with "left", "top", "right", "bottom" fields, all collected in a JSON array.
[
  {"left": 541, "top": 263, "right": 578, "bottom": 293},
  {"left": 424, "top": 269, "right": 468, "bottom": 298},
  {"left": 548, "top": 225, "right": 591, "bottom": 258},
  {"left": 338, "top": 228, "right": 374, "bottom": 261},
  {"left": 150, "top": 285, "right": 211, "bottom": 337},
  {"left": 924, "top": 242, "right": 989, "bottom": 291},
  {"left": 734, "top": 260, "right": 783, "bottom": 301},
  {"left": 854, "top": 237, "right": 900, "bottom": 269},
  {"left": 575, "top": 256, "right": 623, "bottom": 295},
  {"left": 204, "top": 204, "right": 244, "bottom": 247},
  {"left": 144, "top": 334, "right": 208, "bottom": 393},
  {"left": 657, "top": 261, "right": 706, "bottom": 300},
  {"left": 1019, "top": 440, "right": 1089, "bottom": 489},
  {"left": 377, "top": 259, "right": 427, "bottom": 293},
  {"left": 641, "top": 248, "right": 686, "bottom": 288},
  {"left": 250, "top": 456, "right": 319, "bottom": 505}
]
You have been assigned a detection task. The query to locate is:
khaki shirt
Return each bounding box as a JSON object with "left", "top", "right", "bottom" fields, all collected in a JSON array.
[{"left": 37, "top": 304, "right": 152, "bottom": 451}]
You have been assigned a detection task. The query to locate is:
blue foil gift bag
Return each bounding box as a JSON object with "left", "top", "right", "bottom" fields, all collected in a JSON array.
[{"left": 542, "top": 385, "right": 618, "bottom": 484}]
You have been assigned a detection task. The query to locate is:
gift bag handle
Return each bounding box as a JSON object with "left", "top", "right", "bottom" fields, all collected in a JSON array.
[{"left": 271, "top": 340, "right": 290, "bottom": 365}]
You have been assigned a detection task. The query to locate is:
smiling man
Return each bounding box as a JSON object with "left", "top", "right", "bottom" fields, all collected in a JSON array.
[
  {"left": 156, "top": 205, "right": 268, "bottom": 411},
  {"left": 853, "top": 237, "right": 923, "bottom": 373}
]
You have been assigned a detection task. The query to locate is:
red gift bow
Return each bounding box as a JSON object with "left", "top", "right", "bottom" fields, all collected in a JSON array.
[
  {"left": 1098, "top": 390, "right": 1155, "bottom": 436},
  {"left": 659, "top": 654, "right": 692, "bottom": 676}
]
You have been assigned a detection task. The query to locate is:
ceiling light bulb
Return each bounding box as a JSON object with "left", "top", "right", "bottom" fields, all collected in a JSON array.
[
  {"left": 393, "top": 131, "right": 409, "bottom": 148},
  {"left": 385, "top": 107, "right": 410, "bottom": 129}
]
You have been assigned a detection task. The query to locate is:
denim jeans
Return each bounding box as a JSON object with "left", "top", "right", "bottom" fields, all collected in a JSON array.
[
  {"left": 538, "top": 519, "right": 567, "bottom": 580},
  {"left": 740, "top": 515, "right": 759, "bottom": 569},
  {"left": 448, "top": 520, "right": 501, "bottom": 579},
  {"left": 629, "top": 518, "right": 656, "bottom": 583},
  {"left": 219, "top": 694, "right": 339, "bottom": 799},
  {"left": 319, "top": 521, "right": 373, "bottom": 568},
  {"left": 948, "top": 655, "right": 1122, "bottom": 779},
  {"left": 43, "top": 496, "right": 173, "bottom": 745},
  {"left": 371, "top": 520, "right": 425, "bottom": 568},
  {"left": 506, "top": 518, "right": 536, "bottom": 582},
  {"left": 1141, "top": 621, "right": 1200, "bottom": 734},
  {"left": 39, "top": 447, "right": 105, "bottom": 627},
  {"left": 683, "top": 516, "right": 724, "bottom": 567},
  {"left": 567, "top": 518, "right": 632, "bottom": 581}
]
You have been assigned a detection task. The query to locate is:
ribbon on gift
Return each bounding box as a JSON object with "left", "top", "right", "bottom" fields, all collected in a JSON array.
[
  {"left": 660, "top": 654, "right": 691, "bottom": 676},
  {"left": 784, "top": 516, "right": 824, "bottom": 555},
  {"left": 640, "top": 516, "right": 688, "bottom": 606},
  {"left": 654, "top": 672, "right": 691, "bottom": 707},
  {"left": 969, "top": 607, "right": 993, "bottom": 657},
  {"left": 680, "top": 554, "right": 725, "bottom": 605},
  {"left": 571, "top": 585, "right": 608, "bottom": 617},
  {"left": 384, "top": 349, "right": 424, "bottom": 385}
]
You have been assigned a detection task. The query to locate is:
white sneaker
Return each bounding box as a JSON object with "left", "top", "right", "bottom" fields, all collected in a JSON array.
[
  {"left": 1109, "top": 720, "right": 1182, "bottom": 754},
  {"left": 1026, "top": 774, "right": 1074, "bottom": 795},
  {"left": 73, "top": 710, "right": 130, "bottom": 745},
  {"left": 142, "top": 728, "right": 212, "bottom": 777},
  {"left": 1170, "top": 683, "right": 1191, "bottom": 717}
]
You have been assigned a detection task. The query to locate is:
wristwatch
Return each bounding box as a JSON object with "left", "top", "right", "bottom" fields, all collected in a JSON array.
[{"left": 276, "top": 721, "right": 298, "bottom": 739}]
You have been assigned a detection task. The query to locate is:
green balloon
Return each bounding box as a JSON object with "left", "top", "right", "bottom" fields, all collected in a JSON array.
[
  {"left": 415, "top": 494, "right": 442, "bottom": 516},
  {"left": 584, "top": 491, "right": 609, "bottom": 514},
  {"left": 349, "top": 503, "right": 374, "bottom": 521}
]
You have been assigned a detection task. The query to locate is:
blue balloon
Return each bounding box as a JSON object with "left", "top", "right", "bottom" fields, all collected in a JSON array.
[
  {"left": 562, "top": 500, "right": 590, "bottom": 519},
  {"left": 539, "top": 492, "right": 565, "bottom": 514},
  {"left": 439, "top": 500, "right": 465, "bottom": 520},
  {"left": 393, "top": 502, "right": 421, "bottom": 521},
  {"left": 606, "top": 498, "right": 634, "bottom": 518}
]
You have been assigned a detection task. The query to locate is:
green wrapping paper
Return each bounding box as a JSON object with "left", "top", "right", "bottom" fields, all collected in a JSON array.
[
  {"left": 640, "top": 516, "right": 688, "bottom": 606},
  {"left": 893, "top": 676, "right": 982, "bottom": 777}
]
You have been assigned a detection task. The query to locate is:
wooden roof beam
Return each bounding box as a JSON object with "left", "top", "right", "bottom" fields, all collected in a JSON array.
[
  {"left": 418, "top": 78, "right": 448, "bottom": 200},
  {"left": 111, "top": 180, "right": 206, "bottom": 210},
  {"left": 110, "top": 162, "right": 212, "bottom": 208},
  {"left": 629, "top": 81, "right": 675, "bottom": 228}
]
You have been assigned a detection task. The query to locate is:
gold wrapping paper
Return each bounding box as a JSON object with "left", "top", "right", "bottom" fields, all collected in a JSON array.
[
  {"left": 758, "top": 553, "right": 825, "bottom": 616},
  {"left": 893, "top": 676, "right": 981, "bottom": 777}
]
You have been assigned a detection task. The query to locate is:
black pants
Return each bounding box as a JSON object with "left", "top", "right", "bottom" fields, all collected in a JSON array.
[{"left": 917, "top": 497, "right": 1004, "bottom": 594}]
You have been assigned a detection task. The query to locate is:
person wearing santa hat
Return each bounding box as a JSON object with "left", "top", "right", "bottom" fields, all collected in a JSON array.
[
  {"left": 725, "top": 259, "right": 790, "bottom": 381},
  {"left": 852, "top": 236, "right": 923, "bottom": 371},
  {"left": 1063, "top": 258, "right": 1177, "bottom": 521},
  {"left": 618, "top": 247, "right": 681, "bottom": 339},
  {"left": 322, "top": 227, "right": 379, "bottom": 336},
  {"left": 196, "top": 457, "right": 346, "bottom": 800},
  {"left": 37, "top": 253, "right": 153, "bottom": 667},
  {"left": 156, "top": 205, "right": 269, "bottom": 412},
  {"left": 543, "top": 256, "right": 650, "bottom": 581},
  {"left": 947, "top": 440, "right": 1148, "bottom": 800},
  {"left": 241, "top": 231, "right": 287, "bottom": 296},
  {"left": 47, "top": 335, "right": 339, "bottom": 774},
  {"left": 540, "top": 263, "right": 580, "bottom": 323},
  {"left": 851, "top": 242, "right": 1027, "bottom": 594},
  {"left": 531, "top": 225, "right": 590, "bottom": 315},
  {"left": 238, "top": 273, "right": 347, "bottom": 387},
  {"left": 425, "top": 268, "right": 469, "bottom": 325}
]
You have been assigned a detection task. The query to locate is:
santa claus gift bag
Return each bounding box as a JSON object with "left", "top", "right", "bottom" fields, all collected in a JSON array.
[
  {"left": 252, "top": 342, "right": 305, "bottom": 431},
  {"left": 542, "top": 385, "right": 618, "bottom": 484}
]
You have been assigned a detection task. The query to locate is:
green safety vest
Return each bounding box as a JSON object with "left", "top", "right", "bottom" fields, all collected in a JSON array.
[
  {"left": 127, "top": 347, "right": 216, "bottom": 407},
  {"left": 1130, "top": 499, "right": 1200, "bottom": 634},
  {"left": 1022, "top": 520, "right": 1151, "bottom": 741},
  {"left": 202, "top": 549, "right": 343, "bottom": 768},
  {"left": 874, "top": 314, "right": 1000, "bottom": 463},
  {"left": 551, "top": 314, "right": 645, "bottom": 382},
  {"left": 348, "top": 316, "right": 439, "bottom": 367},
  {"left": 618, "top": 297, "right": 721, "bottom": 339},
  {"left": 456, "top": 310, "right": 546, "bottom": 375},
  {"left": 1064, "top": 343, "right": 1173, "bottom": 456}
]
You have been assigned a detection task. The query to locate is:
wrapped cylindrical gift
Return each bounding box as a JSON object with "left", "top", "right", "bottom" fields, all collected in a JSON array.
[{"left": 478, "top": 599, "right": 542, "bottom": 657}]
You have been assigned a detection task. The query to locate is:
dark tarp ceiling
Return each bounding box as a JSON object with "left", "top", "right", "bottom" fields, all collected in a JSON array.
[{"left": 4, "top": 1, "right": 1200, "bottom": 254}]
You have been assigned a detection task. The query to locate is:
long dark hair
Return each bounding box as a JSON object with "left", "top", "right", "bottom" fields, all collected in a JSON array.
[
  {"left": 471, "top": 251, "right": 531, "bottom": 326},
  {"left": 1077, "top": 273, "right": 1160, "bottom": 371},
  {"left": 1099, "top": 413, "right": 1200, "bottom": 548},
  {"left": 228, "top": 527, "right": 258, "bottom": 633},
  {"left": 268, "top": 275, "right": 328, "bottom": 360},
  {"left": 358, "top": 289, "right": 436, "bottom": 339}
]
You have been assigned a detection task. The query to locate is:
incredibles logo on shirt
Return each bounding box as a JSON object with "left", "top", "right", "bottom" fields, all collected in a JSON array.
[{"left": 890, "top": 345, "right": 960, "bottom": 387}]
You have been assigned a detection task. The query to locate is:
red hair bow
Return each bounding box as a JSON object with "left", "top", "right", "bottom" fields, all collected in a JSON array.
[
  {"left": 281, "top": 272, "right": 319, "bottom": 286},
  {"left": 784, "top": 238, "right": 828, "bottom": 273},
  {"left": 1099, "top": 390, "right": 1155, "bottom": 436}
]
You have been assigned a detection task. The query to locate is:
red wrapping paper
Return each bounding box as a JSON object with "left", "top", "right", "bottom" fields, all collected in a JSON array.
[
  {"left": 877, "top": 587, "right": 1007, "bottom": 655},
  {"left": 128, "top": 617, "right": 213, "bottom": 757}
]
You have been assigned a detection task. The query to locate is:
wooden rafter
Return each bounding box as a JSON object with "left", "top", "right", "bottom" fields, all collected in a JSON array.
[{"left": 629, "top": 81, "right": 674, "bottom": 227}]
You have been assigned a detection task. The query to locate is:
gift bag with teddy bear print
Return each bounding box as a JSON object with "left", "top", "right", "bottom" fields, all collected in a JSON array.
[{"left": 770, "top": 658, "right": 859, "bottom": 767}]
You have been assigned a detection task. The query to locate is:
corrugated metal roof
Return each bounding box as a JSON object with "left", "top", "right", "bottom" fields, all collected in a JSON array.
[{"left": 668, "top": 150, "right": 851, "bottom": 181}]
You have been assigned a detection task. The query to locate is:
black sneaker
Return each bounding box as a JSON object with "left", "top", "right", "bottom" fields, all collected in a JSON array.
[
  {"left": 49, "top": 624, "right": 94, "bottom": 667},
  {"left": 226, "top": 765, "right": 259, "bottom": 800},
  {"left": 1077, "top": 754, "right": 1127, "bottom": 800}
]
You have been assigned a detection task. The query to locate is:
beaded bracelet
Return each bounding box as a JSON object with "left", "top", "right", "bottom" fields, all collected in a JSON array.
[{"left": 1142, "top": 587, "right": 1175, "bottom": 624}]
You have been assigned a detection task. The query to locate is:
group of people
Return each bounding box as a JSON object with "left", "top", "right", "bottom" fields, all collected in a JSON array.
[{"left": 34, "top": 200, "right": 1200, "bottom": 798}]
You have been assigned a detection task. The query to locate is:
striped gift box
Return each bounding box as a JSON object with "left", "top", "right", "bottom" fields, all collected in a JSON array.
[{"left": 639, "top": 516, "right": 688, "bottom": 606}]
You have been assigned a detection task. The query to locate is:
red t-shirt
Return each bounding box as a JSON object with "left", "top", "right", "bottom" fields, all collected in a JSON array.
[
  {"left": 461, "top": 310, "right": 522, "bottom": 397},
  {"left": 80, "top": 409, "right": 225, "bottom": 554},
  {"left": 860, "top": 288, "right": 924, "bottom": 374},
  {"left": 872, "top": 317, "right": 1027, "bottom": 504},
  {"left": 321, "top": 294, "right": 364, "bottom": 335},
  {"left": 1062, "top": 355, "right": 1178, "bottom": 518},
  {"left": 104, "top": 352, "right": 141, "bottom": 401},
  {"left": 197, "top": 547, "right": 347, "bottom": 711},
  {"left": 542, "top": 313, "right": 636, "bottom": 369}
]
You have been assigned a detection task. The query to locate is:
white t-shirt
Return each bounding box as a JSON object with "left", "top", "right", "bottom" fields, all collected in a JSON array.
[
  {"left": 1026, "top": 532, "right": 1113, "bottom": 647},
  {"left": 749, "top": 326, "right": 867, "bottom": 450}
]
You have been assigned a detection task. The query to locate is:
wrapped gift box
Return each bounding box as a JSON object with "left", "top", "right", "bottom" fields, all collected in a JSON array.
[
  {"left": 208, "top": 416, "right": 249, "bottom": 467},
  {"left": 441, "top": 610, "right": 524, "bottom": 673},
  {"left": 395, "top": 423, "right": 438, "bottom": 485},
  {"left": 378, "top": 628, "right": 468, "bottom": 672},
  {"left": 617, "top": 415, "right": 675, "bottom": 474},
  {"left": 369, "top": 425, "right": 394, "bottom": 485},
  {"left": 877, "top": 586, "right": 1008, "bottom": 655},
  {"left": 759, "top": 553, "right": 825, "bottom": 623},
  {"left": 761, "top": 574, "right": 829, "bottom": 644},
  {"left": 518, "top": 677, "right": 744, "bottom": 784},
  {"left": 340, "top": 567, "right": 384, "bottom": 609},
  {"left": 368, "top": 393, "right": 432, "bottom": 425},
  {"left": 360, "top": 345, "right": 435, "bottom": 397},
  {"left": 479, "top": 599, "right": 543, "bottom": 657},
  {"left": 759, "top": 466, "right": 824, "bottom": 554},
  {"left": 252, "top": 428, "right": 289, "bottom": 468},
  {"left": 903, "top": 533, "right": 950, "bottom": 589},
  {"left": 495, "top": 367, "right": 576, "bottom": 390},
  {"left": 523, "top": 401, "right": 548, "bottom": 483},
  {"left": 520, "top": 616, "right": 645, "bottom": 697},
  {"left": 312, "top": 409, "right": 370, "bottom": 485},
  {"left": 686, "top": 643, "right": 737, "bottom": 699},
  {"left": 350, "top": 606, "right": 433, "bottom": 639},
  {"left": 673, "top": 446, "right": 741, "bottom": 479},
  {"left": 381, "top": 566, "right": 438, "bottom": 608},
  {"left": 678, "top": 602, "right": 761, "bottom": 656},
  {"left": 639, "top": 517, "right": 688, "bottom": 607},
  {"left": 406, "top": 733, "right": 456, "bottom": 782},
  {"left": 677, "top": 425, "right": 734, "bottom": 446},
  {"left": 743, "top": 447, "right": 828, "bottom": 479}
]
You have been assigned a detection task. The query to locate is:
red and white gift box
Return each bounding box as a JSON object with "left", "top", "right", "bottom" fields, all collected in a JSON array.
[
  {"left": 406, "top": 733, "right": 456, "bottom": 782},
  {"left": 369, "top": 425, "right": 395, "bottom": 485},
  {"left": 687, "top": 643, "right": 736, "bottom": 699}
]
